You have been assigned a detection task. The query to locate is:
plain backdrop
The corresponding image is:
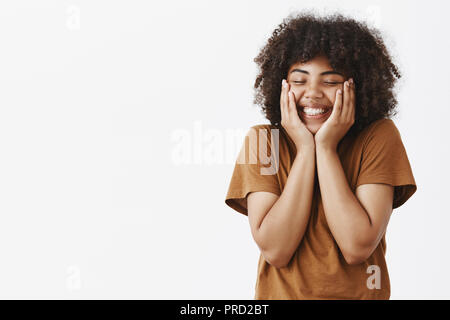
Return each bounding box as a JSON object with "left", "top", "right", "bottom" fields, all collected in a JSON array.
[{"left": 0, "top": 0, "right": 448, "bottom": 299}]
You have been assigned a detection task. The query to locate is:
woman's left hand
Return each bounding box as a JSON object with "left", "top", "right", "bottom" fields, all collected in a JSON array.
[{"left": 314, "top": 78, "right": 355, "bottom": 151}]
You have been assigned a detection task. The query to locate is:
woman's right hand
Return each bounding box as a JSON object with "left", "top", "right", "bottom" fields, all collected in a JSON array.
[{"left": 280, "top": 79, "right": 315, "bottom": 151}]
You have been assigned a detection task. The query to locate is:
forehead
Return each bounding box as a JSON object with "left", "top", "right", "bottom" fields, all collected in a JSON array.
[{"left": 288, "top": 55, "right": 337, "bottom": 73}]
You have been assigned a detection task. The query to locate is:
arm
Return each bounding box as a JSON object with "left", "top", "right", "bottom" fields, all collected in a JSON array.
[
  {"left": 315, "top": 146, "right": 394, "bottom": 265},
  {"left": 247, "top": 145, "right": 316, "bottom": 268}
]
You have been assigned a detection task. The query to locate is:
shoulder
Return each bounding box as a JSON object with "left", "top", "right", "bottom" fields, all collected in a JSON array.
[
  {"left": 246, "top": 123, "right": 281, "bottom": 139},
  {"left": 362, "top": 118, "right": 397, "bottom": 133},
  {"left": 243, "top": 124, "right": 287, "bottom": 153},
  {"left": 360, "top": 118, "right": 401, "bottom": 143},
  {"left": 249, "top": 123, "right": 279, "bottom": 131}
]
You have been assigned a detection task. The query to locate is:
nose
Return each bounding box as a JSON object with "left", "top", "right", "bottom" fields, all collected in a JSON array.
[{"left": 303, "top": 83, "right": 323, "bottom": 99}]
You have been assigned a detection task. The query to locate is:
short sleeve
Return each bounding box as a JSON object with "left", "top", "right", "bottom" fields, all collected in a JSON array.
[
  {"left": 225, "top": 125, "right": 282, "bottom": 216},
  {"left": 355, "top": 119, "right": 417, "bottom": 209}
]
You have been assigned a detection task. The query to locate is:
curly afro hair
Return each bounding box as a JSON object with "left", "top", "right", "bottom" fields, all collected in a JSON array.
[{"left": 253, "top": 10, "right": 402, "bottom": 136}]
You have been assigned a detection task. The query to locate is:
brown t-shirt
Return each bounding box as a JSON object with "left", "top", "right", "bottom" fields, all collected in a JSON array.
[{"left": 224, "top": 118, "right": 417, "bottom": 299}]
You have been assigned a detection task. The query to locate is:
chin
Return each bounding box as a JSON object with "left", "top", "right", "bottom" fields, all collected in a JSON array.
[{"left": 306, "top": 123, "right": 322, "bottom": 135}]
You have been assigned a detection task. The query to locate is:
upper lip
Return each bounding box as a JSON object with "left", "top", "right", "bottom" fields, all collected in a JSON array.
[{"left": 299, "top": 102, "right": 331, "bottom": 109}]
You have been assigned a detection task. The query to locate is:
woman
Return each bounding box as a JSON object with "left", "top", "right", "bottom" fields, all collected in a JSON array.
[{"left": 224, "top": 11, "right": 417, "bottom": 299}]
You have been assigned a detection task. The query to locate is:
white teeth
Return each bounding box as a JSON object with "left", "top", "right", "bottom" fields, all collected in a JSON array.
[{"left": 302, "top": 107, "right": 328, "bottom": 115}]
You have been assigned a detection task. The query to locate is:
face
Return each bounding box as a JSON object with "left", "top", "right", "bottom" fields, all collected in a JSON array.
[{"left": 287, "top": 55, "right": 347, "bottom": 135}]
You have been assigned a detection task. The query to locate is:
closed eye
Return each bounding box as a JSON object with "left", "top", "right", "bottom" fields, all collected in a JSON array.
[{"left": 292, "top": 81, "right": 342, "bottom": 85}]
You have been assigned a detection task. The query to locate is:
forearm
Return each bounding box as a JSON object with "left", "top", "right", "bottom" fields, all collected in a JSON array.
[
  {"left": 315, "top": 146, "right": 372, "bottom": 260},
  {"left": 258, "top": 145, "right": 316, "bottom": 265}
]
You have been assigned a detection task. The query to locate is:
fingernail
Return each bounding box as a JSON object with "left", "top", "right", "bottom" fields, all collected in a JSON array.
[
  {"left": 282, "top": 79, "right": 287, "bottom": 87},
  {"left": 338, "top": 89, "right": 342, "bottom": 94},
  {"left": 349, "top": 78, "right": 353, "bottom": 84}
]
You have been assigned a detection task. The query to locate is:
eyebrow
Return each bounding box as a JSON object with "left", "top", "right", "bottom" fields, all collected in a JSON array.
[{"left": 290, "top": 69, "right": 343, "bottom": 76}]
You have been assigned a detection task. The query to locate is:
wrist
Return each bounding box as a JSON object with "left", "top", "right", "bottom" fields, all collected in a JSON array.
[
  {"left": 296, "top": 143, "right": 316, "bottom": 156},
  {"left": 316, "top": 143, "right": 337, "bottom": 154}
]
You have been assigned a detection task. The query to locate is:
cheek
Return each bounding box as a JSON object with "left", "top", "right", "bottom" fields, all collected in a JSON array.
[
  {"left": 326, "top": 89, "right": 339, "bottom": 104},
  {"left": 290, "top": 87, "right": 305, "bottom": 98}
]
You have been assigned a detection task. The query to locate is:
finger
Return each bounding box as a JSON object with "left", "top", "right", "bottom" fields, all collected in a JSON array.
[
  {"left": 288, "top": 90, "right": 297, "bottom": 118},
  {"left": 284, "top": 81, "right": 291, "bottom": 120},
  {"left": 342, "top": 80, "right": 351, "bottom": 120},
  {"left": 280, "top": 79, "right": 287, "bottom": 121},
  {"left": 331, "top": 88, "right": 343, "bottom": 120},
  {"left": 349, "top": 79, "right": 355, "bottom": 121}
]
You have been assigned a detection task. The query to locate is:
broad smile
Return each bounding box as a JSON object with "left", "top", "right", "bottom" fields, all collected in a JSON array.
[{"left": 299, "top": 106, "right": 332, "bottom": 119}]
